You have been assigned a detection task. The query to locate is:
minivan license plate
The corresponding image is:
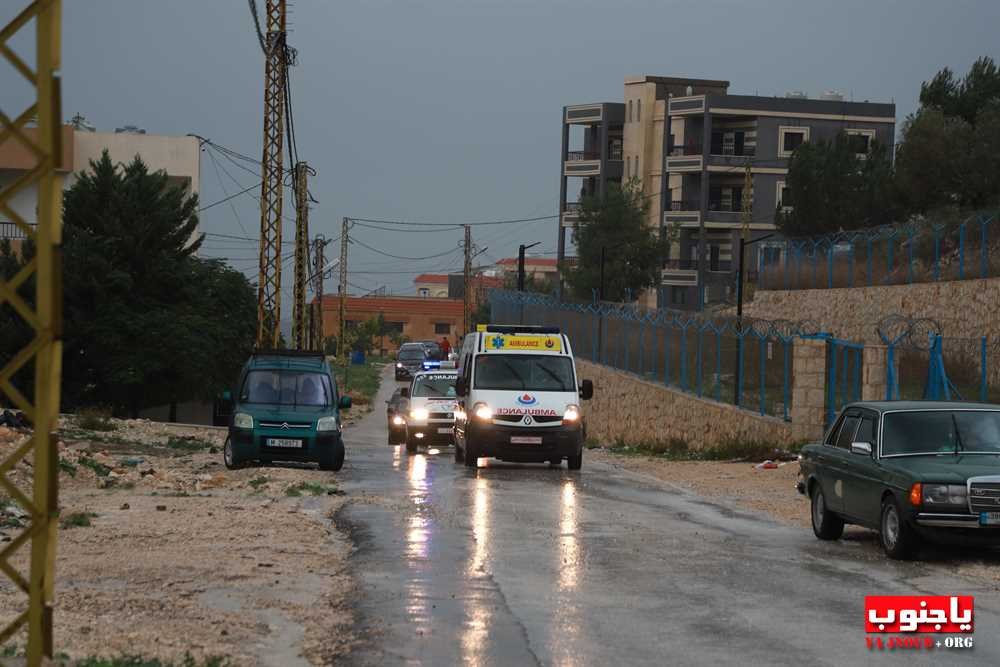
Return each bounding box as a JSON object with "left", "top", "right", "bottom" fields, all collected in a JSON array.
[
  {"left": 980, "top": 512, "right": 1000, "bottom": 526},
  {"left": 511, "top": 436, "right": 542, "bottom": 445},
  {"left": 267, "top": 438, "right": 302, "bottom": 448}
]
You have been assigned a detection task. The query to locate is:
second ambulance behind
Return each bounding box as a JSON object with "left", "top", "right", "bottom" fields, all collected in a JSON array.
[{"left": 454, "top": 325, "right": 593, "bottom": 470}]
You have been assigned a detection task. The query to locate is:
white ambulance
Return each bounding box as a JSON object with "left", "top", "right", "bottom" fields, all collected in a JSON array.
[{"left": 454, "top": 325, "right": 593, "bottom": 469}]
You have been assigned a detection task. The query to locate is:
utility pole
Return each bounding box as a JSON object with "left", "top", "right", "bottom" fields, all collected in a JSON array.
[
  {"left": 311, "top": 234, "right": 326, "bottom": 352},
  {"left": 463, "top": 225, "right": 472, "bottom": 334},
  {"left": 338, "top": 217, "right": 349, "bottom": 358},
  {"left": 255, "top": 0, "right": 288, "bottom": 349},
  {"left": 291, "top": 162, "right": 309, "bottom": 350}
]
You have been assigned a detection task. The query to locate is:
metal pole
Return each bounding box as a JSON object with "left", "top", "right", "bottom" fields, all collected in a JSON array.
[
  {"left": 464, "top": 225, "right": 472, "bottom": 334},
  {"left": 517, "top": 244, "right": 526, "bottom": 291},
  {"left": 734, "top": 236, "right": 745, "bottom": 405},
  {"left": 600, "top": 245, "right": 606, "bottom": 301},
  {"left": 292, "top": 161, "right": 309, "bottom": 349},
  {"left": 338, "top": 218, "right": 349, "bottom": 358},
  {"left": 311, "top": 235, "right": 326, "bottom": 351},
  {"left": 256, "top": 0, "right": 288, "bottom": 349}
]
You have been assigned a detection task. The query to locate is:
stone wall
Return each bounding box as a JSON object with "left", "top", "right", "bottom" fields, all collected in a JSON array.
[
  {"left": 577, "top": 359, "right": 813, "bottom": 450},
  {"left": 745, "top": 277, "right": 1000, "bottom": 343}
]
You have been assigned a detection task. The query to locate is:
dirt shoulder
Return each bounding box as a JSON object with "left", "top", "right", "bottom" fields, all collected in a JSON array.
[
  {"left": 588, "top": 448, "right": 809, "bottom": 527},
  {"left": 0, "top": 418, "right": 358, "bottom": 665}
]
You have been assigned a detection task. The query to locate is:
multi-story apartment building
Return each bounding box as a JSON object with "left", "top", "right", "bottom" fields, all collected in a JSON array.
[{"left": 558, "top": 76, "right": 896, "bottom": 310}]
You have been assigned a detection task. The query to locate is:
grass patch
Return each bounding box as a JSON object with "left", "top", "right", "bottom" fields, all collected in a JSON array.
[
  {"left": 61, "top": 511, "right": 98, "bottom": 528},
  {"left": 285, "top": 481, "right": 340, "bottom": 497},
  {"left": 59, "top": 458, "right": 78, "bottom": 477},
  {"left": 165, "top": 435, "right": 215, "bottom": 452},
  {"left": 78, "top": 455, "right": 111, "bottom": 477},
  {"left": 76, "top": 407, "right": 117, "bottom": 432},
  {"left": 333, "top": 357, "right": 383, "bottom": 408},
  {"left": 601, "top": 436, "right": 805, "bottom": 462},
  {"left": 248, "top": 476, "right": 269, "bottom": 489}
]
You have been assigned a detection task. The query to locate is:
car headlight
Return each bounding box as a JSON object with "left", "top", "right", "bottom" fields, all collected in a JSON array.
[
  {"left": 396, "top": 362, "right": 403, "bottom": 368},
  {"left": 409, "top": 408, "right": 429, "bottom": 421},
  {"left": 473, "top": 402, "right": 492, "bottom": 421},
  {"left": 454, "top": 408, "right": 466, "bottom": 421},
  {"left": 563, "top": 404, "right": 581, "bottom": 423},
  {"left": 233, "top": 412, "right": 253, "bottom": 429},
  {"left": 316, "top": 416, "right": 339, "bottom": 432},
  {"left": 392, "top": 415, "right": 405, "bottom": 426},
  {"left": 922, "top": 483, "right": 967, "bottom": 506}
]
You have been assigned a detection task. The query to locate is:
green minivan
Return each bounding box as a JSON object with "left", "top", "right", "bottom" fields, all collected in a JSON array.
[{"left": 224, "top": 351, "right": 351, "bottom": 471}]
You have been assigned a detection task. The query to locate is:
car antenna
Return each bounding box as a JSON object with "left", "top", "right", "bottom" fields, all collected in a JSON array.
[{"left": 951, "top": 412, "right": 965, "bottom": 456}]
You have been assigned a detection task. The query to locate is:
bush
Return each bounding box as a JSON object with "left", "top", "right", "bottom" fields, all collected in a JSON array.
[{"left": 77, "top": 407, "right": 117, "bottom": 432}]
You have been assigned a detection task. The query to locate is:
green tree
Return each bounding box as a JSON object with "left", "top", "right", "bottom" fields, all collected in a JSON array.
[
  {"left": 920, "top": 56, "right": 1000, "bottom": 126},
  {"left": 60, "top": 151, "right": 255, "bottom": 417},
  {"left": 776, "top": 133, "right": 898, "bottom": 237},
  {"left": 564, "top": 179, "right": 666, "bottom": 302}
]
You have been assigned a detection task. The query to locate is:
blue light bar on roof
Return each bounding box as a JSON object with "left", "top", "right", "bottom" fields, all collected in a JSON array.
[{"left": 422, "top": 360, "right": 441, "bottom": 370}]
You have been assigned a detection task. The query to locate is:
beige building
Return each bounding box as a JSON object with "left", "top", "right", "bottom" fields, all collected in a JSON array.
[
  {"left": 0, "top": 120, "right": 200, "bottom": 249},
  {"left": 560, "top": 76, "right": 894, "bottom": 310}
]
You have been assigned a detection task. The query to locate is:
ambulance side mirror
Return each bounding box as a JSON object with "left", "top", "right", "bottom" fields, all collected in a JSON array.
[
  {"left": 455, "top": 377, "right": 467, "bottom": 397},
  {"left": 580, "top": 379, "right": 594, "bottom": 401}
]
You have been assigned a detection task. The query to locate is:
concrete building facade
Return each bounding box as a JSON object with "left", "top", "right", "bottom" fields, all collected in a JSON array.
[
  {"left": 0, "top": 122, "right": 200, "bottom": 250},
  {"left": 558, "top": 76, "right": 895, "bottom": 310},
  {"left": 321, "top": 295, "right": 464, "bottom": 355}
]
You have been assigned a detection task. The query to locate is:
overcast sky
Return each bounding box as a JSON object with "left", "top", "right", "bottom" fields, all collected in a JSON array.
[{"left": 4, "top": 0, "right": 999, "bottom": 298}]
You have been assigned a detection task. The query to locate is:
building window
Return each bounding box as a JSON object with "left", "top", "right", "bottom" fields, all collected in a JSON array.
[
  {"left": 628, "top": 100, "right": 633, "bottom": 123},
  {"left": 709, "top": 245, "right": 720, "bottom": 272},
  {"left": 637, "top": 99, "right": 641, "bottom": 122},
  {"left": 778, "top": 126, "right": 810, "bottom": 157},
  {"left": 671, "top": 286, "right": 686, "bottom": 305},
  {"left": 845, "top": 128, "right": 875, "bottom": 156},
  {"left": 385, "top": 321, "right": 404, "bottom": 334},
  {"left": 776, "top": 181, "right": 792, "bottom": 212},
  {"left": 417, "top": 288, "right": 429, "bottom": 297},
  {"left": 434, "top": 322, "right": 451, "bottom": 335}
]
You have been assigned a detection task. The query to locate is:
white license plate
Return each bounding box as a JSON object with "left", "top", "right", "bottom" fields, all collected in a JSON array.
[
  {"left": 980, "top": 512, "right": 1000, "bottom": 526},
  {"left": 510, "top": 436, "right": 542, "bottom": 445},
  {"left": 437, "top": 427, "right": 452, "bottom": 434},
  {"left": 266, "top": 438, "right": 302, "bottom": 448}
]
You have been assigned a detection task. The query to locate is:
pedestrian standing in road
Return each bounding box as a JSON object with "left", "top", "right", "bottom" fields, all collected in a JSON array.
[{"left": 440, "top": 336, "right": 451, "bottom": 357}]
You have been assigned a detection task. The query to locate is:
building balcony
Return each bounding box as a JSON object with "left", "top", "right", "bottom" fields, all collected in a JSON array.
[
  {"left": 561, "top": 202, "right": 582, "bottom": 228},
  {"left": 0, "top": 221, "right": 34, "bottom": 240},
  {"left": 661, "top": 260, "right": 698, "bottom": 286},
  {"left": 563, "top": 150, "right": 623, "bottom": 178}
]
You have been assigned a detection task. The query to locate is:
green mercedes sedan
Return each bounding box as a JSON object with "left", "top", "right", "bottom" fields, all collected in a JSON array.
[{"left": 797, "top": 401, "right": 1000, "bottom": 559}]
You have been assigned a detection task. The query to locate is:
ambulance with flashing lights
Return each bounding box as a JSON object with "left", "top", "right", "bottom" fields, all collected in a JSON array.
[{"left": 453, "top": 325, "right": 593, "bottom": 470}]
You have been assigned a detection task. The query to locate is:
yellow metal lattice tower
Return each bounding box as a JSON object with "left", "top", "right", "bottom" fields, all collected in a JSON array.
[
  {"left": 256, "top": 0, "right": 287, "bottom": 349},
  {"left": 0, "top": 1, "right": 64, "bottom": 662},
  {"left": 310, "top": 235, "right": 326, "bottom": 351},
  {"left": 291, "top": 161, "right": 309, "bottom": 349}
]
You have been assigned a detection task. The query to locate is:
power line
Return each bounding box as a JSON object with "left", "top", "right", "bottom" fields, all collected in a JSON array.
[
  {"left": 205, "top": 149, "right": 255, "bottom": 242},
  {"left": 199, "top": 183, "right": 259, "bottom": 212},
  {"left": 348, "top": 214, "right": 557, "bottom": 227},
  {"left": 350, "top": 236, "right": 462, "bottom": 261},
  {"left": 352, "top": 220, "right": 464, "bottom": 234}
]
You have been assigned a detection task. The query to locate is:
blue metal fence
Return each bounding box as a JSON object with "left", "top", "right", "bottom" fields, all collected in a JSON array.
[
  {"left": 824, "top": 338, "right": 864, "bottom": 426},
  {"left": 759, "top": 214, "right": 998, "bottom": 291},
  {"left": 491, "top": 290, "right": 801, "bottom": 419}
]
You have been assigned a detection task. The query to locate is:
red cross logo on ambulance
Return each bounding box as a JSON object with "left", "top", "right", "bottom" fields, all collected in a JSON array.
[{"left": 516, "top": 393, "right": 537, "bottom": 406}]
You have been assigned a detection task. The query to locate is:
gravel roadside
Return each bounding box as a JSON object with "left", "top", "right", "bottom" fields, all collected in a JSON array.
[{"left": 0, "top": 417, "right": 361, "bottom": 665}]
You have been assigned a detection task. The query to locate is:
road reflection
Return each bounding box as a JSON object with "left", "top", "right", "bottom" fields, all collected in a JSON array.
[
  {"left": 559, "top": 479, "right": 579, "bottom": 591},
  {"left": 405, "top": 454, "right": 431, "bottom": 634},
  {"left": 462, "top": 475, "right": 492, "bottom": 666}
]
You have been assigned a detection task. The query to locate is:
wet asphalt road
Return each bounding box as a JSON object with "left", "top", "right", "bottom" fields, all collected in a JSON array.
[{"left": 335, "top": 369, "right": 1000, "bottom": 666}]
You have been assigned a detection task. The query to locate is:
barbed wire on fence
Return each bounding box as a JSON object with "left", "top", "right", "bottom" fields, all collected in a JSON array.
[{"left": 875, "top": 314, "right": 944, "bottom": 350}]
